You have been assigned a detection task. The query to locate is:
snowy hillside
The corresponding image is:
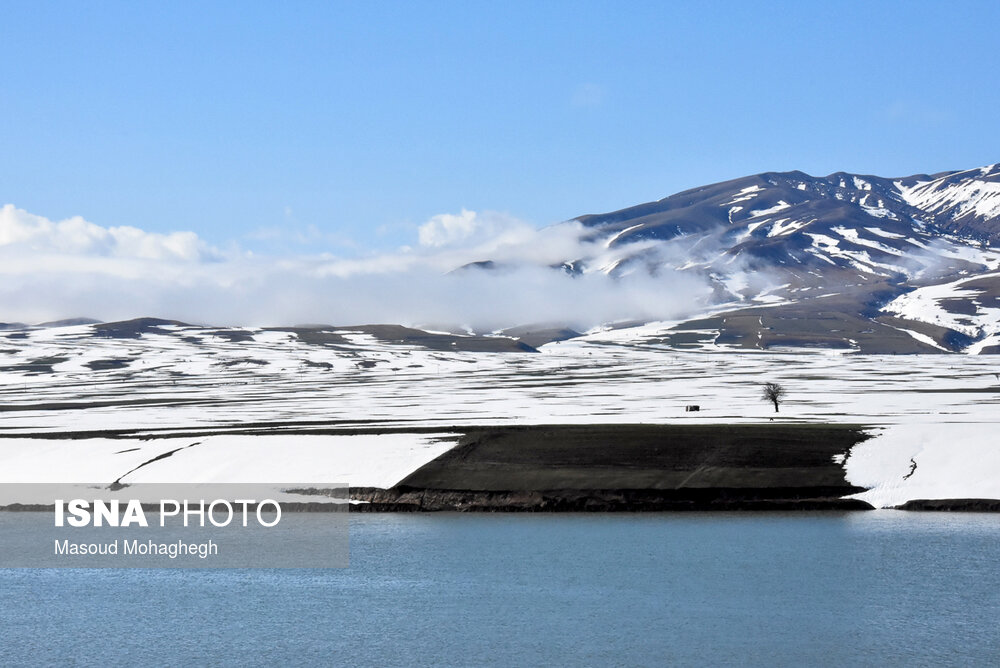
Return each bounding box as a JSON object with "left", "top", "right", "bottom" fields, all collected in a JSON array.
[{"left": 1, "top": 319, "right": 999, "bottom": 507}]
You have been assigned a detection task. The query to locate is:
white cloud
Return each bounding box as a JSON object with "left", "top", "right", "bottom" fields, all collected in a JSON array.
[
  {"left": 418, "top": 209, "right": 477, "bottom": 246},
  {"left": 0, "top": 204, "right": 721, "bottom": 330},
  {"left": 0, "top": 204, "right": 210, "bottom": 261},
  {"left": 417, "top": 209, "right": 532, "bottom": 248}
]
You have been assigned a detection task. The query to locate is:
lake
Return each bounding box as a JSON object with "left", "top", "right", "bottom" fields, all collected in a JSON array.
[{"left": 2, "top": 512, "right": 999, "bottom": 666}]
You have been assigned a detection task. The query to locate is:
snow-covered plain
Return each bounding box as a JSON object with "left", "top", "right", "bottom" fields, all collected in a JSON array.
[
  {"left": 0, "top": 434, "right": 457, "bottom": 488},
  {"left": 1, "top": 323, "right": 999, "bottom": 506}
]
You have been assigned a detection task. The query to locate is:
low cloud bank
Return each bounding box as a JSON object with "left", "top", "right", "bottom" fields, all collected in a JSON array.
[{"left": 0, "top": 204, "right": 714, "bottom": 330}]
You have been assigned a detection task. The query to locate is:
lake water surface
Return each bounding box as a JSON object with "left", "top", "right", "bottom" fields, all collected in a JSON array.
[{"left": 2, "top": 512, "right": 999, "bottom": 666}]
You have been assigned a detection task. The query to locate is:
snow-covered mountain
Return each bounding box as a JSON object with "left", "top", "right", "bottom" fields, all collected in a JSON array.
[
  {"left": 465, "top": 163, "right": 1000, "bottom": 353},
  {"left": 569, "top": 163, "right": 1000, "bottom": 280}
]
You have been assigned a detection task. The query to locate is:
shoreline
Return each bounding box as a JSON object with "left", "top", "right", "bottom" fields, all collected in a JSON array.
[{"left": 349, "top": 486, "right": 875, "bottom": 512}]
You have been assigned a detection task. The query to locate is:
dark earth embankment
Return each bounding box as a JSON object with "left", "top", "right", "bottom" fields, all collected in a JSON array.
[
  {"left": 352, "top": 423, "right": 875, "bottom": 511},
  {"left": 896, "top": 499, "right": 1000, "bottom": 512}
]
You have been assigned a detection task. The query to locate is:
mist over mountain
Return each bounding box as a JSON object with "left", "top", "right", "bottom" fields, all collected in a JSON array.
[
  {"left": 3, "top": 163, "right": 1000, "bottom": 352},
  {"left": 460, "top": 163, "right": 1000, "bottom": 353}
]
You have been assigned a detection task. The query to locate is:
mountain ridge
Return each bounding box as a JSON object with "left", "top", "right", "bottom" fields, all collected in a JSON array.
[{"left": 473, "top": 162, "right": 1000, "bottom": 353}]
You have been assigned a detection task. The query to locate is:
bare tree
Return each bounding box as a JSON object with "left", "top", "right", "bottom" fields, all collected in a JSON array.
[{"left": 762, "top": 382, "right": 785, "bottom": 413}]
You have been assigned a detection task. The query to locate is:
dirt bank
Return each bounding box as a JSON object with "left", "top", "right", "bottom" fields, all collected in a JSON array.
[{"left": 352, "top": 423, "right": 875, "bottom": 511}]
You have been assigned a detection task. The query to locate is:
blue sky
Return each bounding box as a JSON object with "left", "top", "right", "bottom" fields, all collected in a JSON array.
[{"left": 3, "top": 1, "right": 999, "bottom": 255}]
